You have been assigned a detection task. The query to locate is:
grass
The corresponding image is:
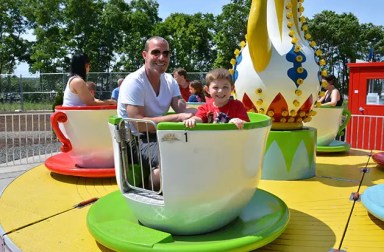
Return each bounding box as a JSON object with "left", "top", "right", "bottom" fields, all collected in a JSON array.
[{"left": 0, "top": 102, "right": 53, "bottom": 112}]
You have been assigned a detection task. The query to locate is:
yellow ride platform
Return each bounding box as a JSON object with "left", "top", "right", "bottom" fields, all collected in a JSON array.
[{"left": 0, "top": 149, "right": 383, "bottom": 251}]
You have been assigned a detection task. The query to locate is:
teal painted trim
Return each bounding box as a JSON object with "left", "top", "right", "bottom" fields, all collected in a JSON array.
[{"left": 157, "top": 112, "right": 271, "bottom": 131}]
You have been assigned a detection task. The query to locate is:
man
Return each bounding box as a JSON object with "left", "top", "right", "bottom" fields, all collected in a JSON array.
[
  {"left": 117, "top": 36, "right": 194, "bottom": 189},
  {"left": 118, "top": 36, "right": 193, "bottom": 124},
  {"left": 173, "top": 67, "right": 191, "bottom": 101},
  {"left": 111, "top": 78, "right": 124, "bottom": 101}
]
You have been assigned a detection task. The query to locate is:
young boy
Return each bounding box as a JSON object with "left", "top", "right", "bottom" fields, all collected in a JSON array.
[
  {"left": 86, "top": 81, "right": 101, "bottom": 102},
  {"left": 86, "top": 81, "right": 97, "bottom": 97},
  {"left": 184, "top": 68, "right": 249, "bottom": 129}
]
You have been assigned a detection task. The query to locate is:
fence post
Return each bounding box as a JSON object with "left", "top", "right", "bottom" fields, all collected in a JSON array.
[{"left": 19, "top": 74, "right": 24, "bottom": 112}]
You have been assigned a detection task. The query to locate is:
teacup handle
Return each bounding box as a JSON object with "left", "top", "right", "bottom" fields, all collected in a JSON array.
[
  {"left": 51, "top": 111, "right": 72, "bottom": 152},
  {"left": 337, "top": 108, "right": 351, "bottom": 136}
]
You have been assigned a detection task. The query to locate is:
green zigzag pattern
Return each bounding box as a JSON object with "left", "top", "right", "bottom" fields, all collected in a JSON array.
[{"left": 265, "top": 131, "right": 315, "bottom": 172}]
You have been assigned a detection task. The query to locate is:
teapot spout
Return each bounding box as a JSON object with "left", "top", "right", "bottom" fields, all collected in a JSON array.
[{"left": 247, "top": 0, "right": 272, "bottom": 72}]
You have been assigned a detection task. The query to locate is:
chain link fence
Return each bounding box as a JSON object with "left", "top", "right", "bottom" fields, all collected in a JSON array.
[{"left": 0, "top": 72, "right": 207, "bottom": 112}]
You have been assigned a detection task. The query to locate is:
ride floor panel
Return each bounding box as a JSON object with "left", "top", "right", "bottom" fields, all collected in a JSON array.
[{"left": 0, "top": 149, "right": 383, "bottom": 251}]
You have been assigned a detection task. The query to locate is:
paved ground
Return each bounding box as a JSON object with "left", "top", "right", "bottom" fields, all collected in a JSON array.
[
  {"left": 0, "top": 162, "right": 42, "bottom": 252},
  {"left": 0, "top": 163, "right": 37, "bottom": 194}
]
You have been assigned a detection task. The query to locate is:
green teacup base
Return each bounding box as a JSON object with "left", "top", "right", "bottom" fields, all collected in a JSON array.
[{"left": 262, "top": 127, "right": 316, "bottom": 180}]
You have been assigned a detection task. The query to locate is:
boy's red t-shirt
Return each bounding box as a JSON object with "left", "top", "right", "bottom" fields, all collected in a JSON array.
[{"left": 195, "top": 99, "right": 249, "bottom": 123}]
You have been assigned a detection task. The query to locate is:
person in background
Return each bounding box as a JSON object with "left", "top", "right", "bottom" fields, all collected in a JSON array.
[
  {"left": 188, "top": 80, "right": 205, "bottom": 103},
  {"left": 184, "top": 68, "right": 249, "bottom": 129},
  {"left": 118, "top": 36, "right": 194, "bottom": 190},
  {"left": 63, "top": 53, "right": 116, "bottom": 106},
  {"left": 318, "top": 74, "right": 345, "bottom": 141},
  {"left": 111, "top": 78, "right": 124, "bottom": 101},
  {"left": 86, "top": 81, "right": 102, "bottom": 102},
  {"left": 86, "top": 81, "right": 97, "bottom": 97},
  {"left": 318, "top": 74, "right": 343, "bottom": 107},
  {"left": 173, "top": 67, "right": 191, "bottom": 101}
]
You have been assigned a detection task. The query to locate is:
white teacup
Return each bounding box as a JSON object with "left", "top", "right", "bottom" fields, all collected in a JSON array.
[
  {"left": 110, "top": 112, "right": 272, "bottom": 235},
  {"left": 52, "top": 105, "right": 117, "bottom": 168},
  {"left": 304, "top": 107, "right": 351, "bottom": 146}
]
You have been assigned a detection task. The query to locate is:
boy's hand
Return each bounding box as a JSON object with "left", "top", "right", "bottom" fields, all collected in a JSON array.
[
  {"left": 229, "top": 118, "right": 245, "bottom": 129},
  {"left": 184, "top": 118, "right": 197, "bottom": 128}
]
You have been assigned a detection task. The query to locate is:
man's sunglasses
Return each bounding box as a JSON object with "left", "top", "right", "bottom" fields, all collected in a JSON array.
[{"left": 149, "top": 50, "right": 171, "bottom": 57}]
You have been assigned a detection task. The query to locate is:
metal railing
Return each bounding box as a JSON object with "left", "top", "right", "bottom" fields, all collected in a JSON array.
[
  {"left": 0, "top": 112, "right": 60, "bottom": 168},
  {"left": 117, "top": 118, "right": 162, "bottom": 195},
  {"left": 1, "top": 72, "right": 208, "bottom": 112},
  {"left": 346, "top": 114, "right": 384, "bottom": 151},
  {"left": 1, "top": 112, "right": 383, "bottom": 171}
]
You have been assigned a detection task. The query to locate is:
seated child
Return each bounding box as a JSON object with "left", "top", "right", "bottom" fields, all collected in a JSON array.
[
  {"left": 86, "top": 81, "right": 101, "bottom": 101},
  {"left": 188, "top": 80, "right": 206, "bottom": 103},
  {"left": 184, "top": 68, "right": 249, "bottom": 129}
]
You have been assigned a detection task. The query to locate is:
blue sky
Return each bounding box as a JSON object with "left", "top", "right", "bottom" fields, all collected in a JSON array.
[{"left": 15, "top": 0, "right": 384, "bottom": 76}]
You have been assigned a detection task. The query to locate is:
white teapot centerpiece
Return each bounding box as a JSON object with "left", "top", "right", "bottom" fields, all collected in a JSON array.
[{"left": 232, "top": 0, "right": 325, "bottom": 130}]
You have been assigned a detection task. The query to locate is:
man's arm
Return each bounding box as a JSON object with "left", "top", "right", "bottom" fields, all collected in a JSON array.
[
  {"left": 171, "top": 95, "right": 186, "bottom": 113},
  {"left": 126, "top": 103, "right": 194, "bottom": 132},
  {"left": 171, "top": 95, "right": 197, "bottom": 114}
]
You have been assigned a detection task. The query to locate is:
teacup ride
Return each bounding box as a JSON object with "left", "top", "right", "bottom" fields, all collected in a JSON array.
[
  {"left": 168, "top": 102, "right": 205, "bottom": 113},
  {"left": 45, "top": 105, "right": 117, "bottom": 177},
  {"left": 87, "top": 113, "right": 290, "bottom": 251},
  {"left": 186, "top": 101, "right": 205, "bottom": 108},
  {"left": 303, "top": 106, "right": 351, "bottom": 153},
  {"left": 361, "top": 184, "right": 384, "bottom": 222},
  {"left": 372, "top": 152, "right": 384, "bottom": 167}
]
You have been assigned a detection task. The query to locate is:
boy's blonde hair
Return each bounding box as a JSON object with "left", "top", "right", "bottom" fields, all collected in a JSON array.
[{"left": 205, "top": 68, "right": 233, "bottom": 87}]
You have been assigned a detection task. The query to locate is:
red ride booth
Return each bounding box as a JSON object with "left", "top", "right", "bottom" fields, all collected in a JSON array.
[{"left": 347, "top": 62, "right": 384, "bottom": 151}]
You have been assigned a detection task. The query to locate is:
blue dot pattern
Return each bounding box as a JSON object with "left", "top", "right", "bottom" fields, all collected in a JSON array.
[
  {"left": 286, "top": 46, "right": 308, "bottom": 88},
  {"left": 232, "top": 53, "right": 243, "bottom": 83}
]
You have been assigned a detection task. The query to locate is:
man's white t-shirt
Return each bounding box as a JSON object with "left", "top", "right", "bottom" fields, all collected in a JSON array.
[{"left": 117, "top": 66, "right": 181, "bottom": 119}]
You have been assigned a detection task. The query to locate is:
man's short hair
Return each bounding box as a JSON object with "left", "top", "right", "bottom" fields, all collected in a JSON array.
[
  {"left": 144, "top": 36, "right": 168, "bottom": 51},
  {"left": 173, "top": 67, "right": 188, "bottom": 79}
]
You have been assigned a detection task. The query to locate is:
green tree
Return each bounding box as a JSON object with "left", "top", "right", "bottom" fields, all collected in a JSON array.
[
  {"left": 21, "top": 0, "right": 68, "bottom": 73},
  {"left": 0, "top": 0, "right": 31, "bottom": 75},
  {"left": 115, "top": 0, "right": 161, "bottom": 72},
  {"left": 154, "top": 13, "right": 215, "bottom": 72},
  {"left": 23, "top": 0, "right": 129, "bottom": 73},
  {"left": 358, "top": 23, "right": 384, "bottom": 62},
  {"left": 308, "top": 11, "right": 362, "bottom": 96},
  {"left": 98, "top": 0, "right": 132, "bottom": 72},
  {"left": 63, "top": 0, "right": 106, "bottom": 71},
  {"left": 213, "top": 0, "right": 251, "bottom": 69}
]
